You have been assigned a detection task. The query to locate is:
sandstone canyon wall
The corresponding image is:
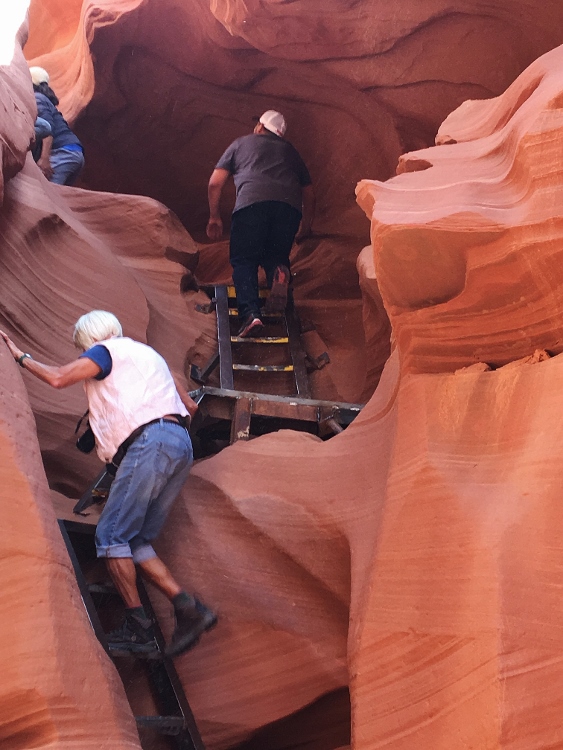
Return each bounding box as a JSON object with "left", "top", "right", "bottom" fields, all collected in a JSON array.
[
  {"left": 25, "top": 0, "right": 563, "bottom": 403},
  {"left": 3, "top": 2, "right": 563, "bottom": 750},
  {"left": 0, "top": 18, "right": 141, "bottom": 749}
]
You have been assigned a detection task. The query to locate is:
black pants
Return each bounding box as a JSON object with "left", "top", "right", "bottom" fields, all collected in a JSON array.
[{"left": 230, "top": 201, "right": 301, "bottom": 319}]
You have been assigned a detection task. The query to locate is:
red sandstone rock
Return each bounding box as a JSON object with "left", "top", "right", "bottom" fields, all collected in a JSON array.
[
  {"left": 357, "top": 44, "right": 563, "bottom": 374},
  {"left": 27, "top": 0, "right": 563, "bottom": 401},
  {"left": 11, "top": 2, "right": 563, "bottom": 750},
  {"left": 0, "top": 15, "right": 143, "bottom": 747},
  {"left": 0, "top": 330, "right": 140, "bottom": 748},
  {"left": 0, "top": 156, "right": 216, "bottom": 497},
  {"left": 0, "top": 16, "right": 34, "bottom": 202}
]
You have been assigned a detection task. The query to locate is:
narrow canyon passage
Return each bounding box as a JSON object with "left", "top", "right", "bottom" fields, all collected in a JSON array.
[{"left": 1, "top": 2, "right": 563, "bottom": 750}]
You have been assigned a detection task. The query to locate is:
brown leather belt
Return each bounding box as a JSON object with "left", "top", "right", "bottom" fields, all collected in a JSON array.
[{"left": 108, "top": 414, "right": 190, "bottom": 474}]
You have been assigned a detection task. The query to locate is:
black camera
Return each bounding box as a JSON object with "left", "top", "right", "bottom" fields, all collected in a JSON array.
[{"left": 75, "top": 411, "right": 95, "bottom": 453}]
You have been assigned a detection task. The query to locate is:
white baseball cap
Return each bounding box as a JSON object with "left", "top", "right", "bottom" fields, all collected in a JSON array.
[
  {"left": 29, "top": 66, "right": 50, "bottom": 86},
  {"left": 259, "top": 110, "right": 287, "bottom": 137}
]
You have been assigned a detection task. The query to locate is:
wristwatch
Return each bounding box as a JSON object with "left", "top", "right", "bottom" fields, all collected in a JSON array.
[{"left": 17, "top": 353, "right": 32, "bottom": 367}]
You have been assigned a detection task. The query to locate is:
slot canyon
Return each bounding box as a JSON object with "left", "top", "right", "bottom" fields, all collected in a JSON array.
[{"left": 2, "top": 1, "right": 563, "bottom": 748}]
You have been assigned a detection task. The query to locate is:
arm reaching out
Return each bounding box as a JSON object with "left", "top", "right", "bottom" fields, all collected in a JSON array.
[
  {"left": 0, "top": 330, "right": 101, "bottom": 387},
  {"left": 206, "top": 168, "right": 230, "bottom": 240}
]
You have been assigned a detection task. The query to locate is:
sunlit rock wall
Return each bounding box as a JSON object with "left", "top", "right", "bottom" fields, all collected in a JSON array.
[
  {"left": 349, "top": 42, "right": 563, "bottom": 749},
  {"left": 356, "top": 44, "right": 563, "bottom": 374},
  {"left": 6, "top": 2, "right": 563, "bottom": 750},
  {"left": 0, "top": 11, "right": 213, "bottom": 748},
  {"left": 0, "top": 16, "right": 141, "bottom": 748}
]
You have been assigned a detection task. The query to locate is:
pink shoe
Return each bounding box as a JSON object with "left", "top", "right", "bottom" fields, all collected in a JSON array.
[{"left": 238, "top": 315, "right": 264, "bottom": 338}]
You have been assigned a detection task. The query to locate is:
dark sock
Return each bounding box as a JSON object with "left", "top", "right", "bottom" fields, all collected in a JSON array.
[
  {"left": 126, "top": 605, "right": 152, "bottom": 629},
  {"left": 172, "top": 591, "right": 196, "bottom": 612}
]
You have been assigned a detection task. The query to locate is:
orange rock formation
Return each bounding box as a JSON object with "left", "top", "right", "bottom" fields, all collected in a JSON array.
[
  {"left": 25, "top": 0, "right": 563, "bottom": 403},
  {"left": 3, "top": 1, "right": 563, "bottom": 749}
]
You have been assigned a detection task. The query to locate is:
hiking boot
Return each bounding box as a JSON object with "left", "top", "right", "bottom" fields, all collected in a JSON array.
[
  {"left": 165, "top": 599, "right": 218, "bottom": 658},
  {"left": 106, "top": 615, "right": 158, "bottom": 656},
  {"left": 237, "top": 315, "right": 264, "bottom": 338},
  {"left": 265, "top": 265, "right": 290, "bottom": 315}
]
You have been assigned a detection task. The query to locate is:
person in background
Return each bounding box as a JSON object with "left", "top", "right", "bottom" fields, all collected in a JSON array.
[
  {"left": 29, "top": 66, "right": 85, "bottom": 185},
  {"left": 0, "top": 311, "right": 217, "bottom": 658},
  {"left": 32, "top": 116, "right": 51, "bottom": 162},
  {"left": 207, "top": 110, "right": 315, "bottom": 337}
]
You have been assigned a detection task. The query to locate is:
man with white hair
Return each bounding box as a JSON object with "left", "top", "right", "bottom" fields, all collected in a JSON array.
[
  {"left": 207, "top": 110, "right": 315, "bottom": 337},
  {"left": 0, "top": 312, "right": 217, "bottom": 658}
]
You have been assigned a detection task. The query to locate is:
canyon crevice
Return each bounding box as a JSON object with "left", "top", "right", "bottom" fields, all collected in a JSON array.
[{"left": 2, "top": 2, "right": 563, "bottom": 749}]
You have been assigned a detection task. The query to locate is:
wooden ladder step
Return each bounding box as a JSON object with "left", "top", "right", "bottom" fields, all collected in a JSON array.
[
  {"left": 232, "top": 364, "right": 294, "bottom": 372},
  {"left": 230, "top": 336, "right": 289, "bottom": 344},
  {"left": 227, "top": 286, "right": 268, "bottom": 299},
  {"left": 228, "top": 309, "right": 283, "bottom": 319}
]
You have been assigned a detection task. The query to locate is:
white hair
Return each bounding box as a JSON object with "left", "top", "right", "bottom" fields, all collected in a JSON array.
[{"left": 73, "top": 310, "right": 122, "bottom": 350}]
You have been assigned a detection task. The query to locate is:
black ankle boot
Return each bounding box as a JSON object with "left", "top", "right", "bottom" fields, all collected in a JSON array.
[
  {"left": 165, "top": 599, "right": 217, "bottom": 658},
  {"left": 106, "top": 612, "right": 157, "bottom": 655}
]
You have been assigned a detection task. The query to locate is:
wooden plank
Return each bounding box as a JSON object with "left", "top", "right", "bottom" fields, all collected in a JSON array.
[
  {"left": 228, "top": 286, "right": 268, "bottom": 299},
  {"left": 232, "top": 364, "right": 294, "bottom": 372},
  {"left": 215, "top": 285, "right": 235, "bottom": 389},
  {"left": 250, "top": 399, "right": 319, "bottom": 421},
  {"left": 230, "top": 336, "right": 289, "bottom": 344}
]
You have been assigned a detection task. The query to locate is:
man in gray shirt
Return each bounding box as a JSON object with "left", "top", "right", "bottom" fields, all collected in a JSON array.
[{"left": 207, "top": 110, "right": 315, "bottom": 337}]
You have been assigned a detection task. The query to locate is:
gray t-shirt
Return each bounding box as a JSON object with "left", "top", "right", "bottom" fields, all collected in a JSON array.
[{"left": 215, "top": 132, "right": 312, "bottom": 214}]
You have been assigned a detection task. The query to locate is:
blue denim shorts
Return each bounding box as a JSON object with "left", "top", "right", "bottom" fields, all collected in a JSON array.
[{"left": 95, "top": 420, "right": 193, "bottom": 562}]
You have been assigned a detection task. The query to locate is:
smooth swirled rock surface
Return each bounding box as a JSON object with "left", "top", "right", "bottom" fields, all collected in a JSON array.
[
  {"left": 357, "top": 44, "right": 563, "bottom": 374},
  {"left": 25, "top": 0, "right": 563, "bottom": 401},
  {"left": 5, "top": 2, "right": 563, "bottom": 750}
]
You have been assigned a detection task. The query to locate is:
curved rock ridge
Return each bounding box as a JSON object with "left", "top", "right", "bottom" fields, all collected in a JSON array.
[
  {"left": 154, "top": 335, "right": 563, "bottom": 750},
  {"left": 0, "top": 155, "right": 215, "bottom": 498},
  {"left": 0, "top": 17, "right": 34, "bottom": 204},
  {"left": 210, "top": 0, "right": 563, "bottom": 63},
  {"left": 27, "top": 0, "right": 144, "bottom": 123},
  {"left": 357, "top": 43, "right": 563, "bottom": 374},
  {"left": 0, "top": 346, "right": 142, "bottom": 750},
  {"left": 11, "top": 4, "right": 563, "bottom": 750}
]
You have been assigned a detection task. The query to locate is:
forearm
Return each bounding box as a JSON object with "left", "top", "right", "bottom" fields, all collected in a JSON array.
[
  {"left": 0, "top": 330, "right": 101, "bottom": 387},
  {"left": 208, "top": 183, "right": 223, "bottom": 219},
  {"left": 38, "top": 135, "right": 53, "bottom": 167},
  {"left": 19, "top": 357, "right": 68, "bottom": 388}
]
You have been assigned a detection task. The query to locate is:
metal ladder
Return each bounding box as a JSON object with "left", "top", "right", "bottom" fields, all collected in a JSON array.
[
  {"left": 192, "top": 285, "right": 314, "bottom": 397},
  {"left": 58, "top": 519, "right": 205, "bottom": 750},
  {"left": 189, "top": 284, "right": 363, "bottom": 451}
]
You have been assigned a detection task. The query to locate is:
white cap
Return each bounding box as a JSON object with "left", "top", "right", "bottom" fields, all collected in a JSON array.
[
  {"left": 259, "top": 110, "right": 286, "bottom": 137},
  {"left": 29, "top": 66, "right": 50, "bottom": 86}
]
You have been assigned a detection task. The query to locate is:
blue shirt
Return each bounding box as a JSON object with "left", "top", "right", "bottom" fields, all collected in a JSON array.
[{"left": 79, "top": 345, "right": 113, "bottom": 380}]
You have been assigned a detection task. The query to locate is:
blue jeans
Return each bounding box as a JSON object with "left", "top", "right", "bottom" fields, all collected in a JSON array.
[
  {"left": 95, "top": 420, "right": 193, "bottom": 562},
  {"left": 230, "top": 201, "right": 301, "bottom": 319},
  {"left": 50, "top": 147, "right": 85, "bottom": 185}
]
